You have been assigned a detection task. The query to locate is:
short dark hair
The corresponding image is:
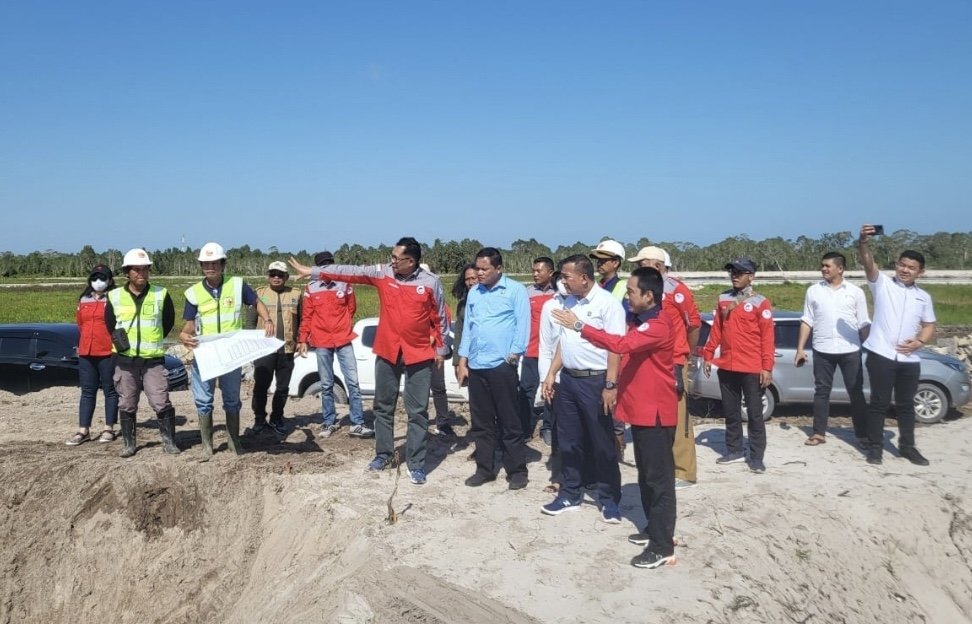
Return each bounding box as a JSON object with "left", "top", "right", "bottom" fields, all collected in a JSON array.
[
  {"left": 821, "top": 252, "right": 846, "bottom": 268},
  {"left": 631, "top": 266, "right": 664, "bottom": 304},
  {"left": 452, "top": 263, "right": 477, "bottom": 300},
  {"left": 563, "top": 254, "right": 595, "bottom": 280},
  {"left": 899, "top": 249, "right": 926, "bottom": 269},
  {"left": 533, "top": 256, "right": 555, "bottom": 272},
  {"left": 395, "top": 237, "right": 422, "bottom": 263},
  {"left": 475, "top": 247, "right": 503, "bottom": 268}
]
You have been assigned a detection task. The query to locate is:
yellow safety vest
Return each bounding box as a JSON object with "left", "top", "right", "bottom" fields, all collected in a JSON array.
[
  {"left": 185, "top": 276, "right": 244, "bottom": 335},
  {"left": 108, "top": 285, "right": 167, "bottom": 357}
]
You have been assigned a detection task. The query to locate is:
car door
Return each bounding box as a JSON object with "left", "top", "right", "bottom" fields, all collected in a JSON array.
[
  {"left": 0, "top": 330, "right": 34, "bottom": 392},
  {"left": 29, "top": 330, "right": 80, "bottom": 390},
  {"left": 772, "top": 320, "right": 816, "bottom": 403}
]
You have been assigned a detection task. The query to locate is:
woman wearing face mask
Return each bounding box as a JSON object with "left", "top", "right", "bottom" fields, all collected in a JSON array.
[{"left": 67, "top": 264, "right": 119, "bottom": 445}]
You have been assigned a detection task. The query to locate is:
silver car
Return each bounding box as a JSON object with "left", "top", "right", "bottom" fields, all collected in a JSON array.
[{"left": 687, "top": 311, "right": 971, "bottom": 423}]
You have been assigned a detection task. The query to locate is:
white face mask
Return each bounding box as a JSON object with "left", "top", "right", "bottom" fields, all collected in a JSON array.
[
  {"left": 556, "top": 281, "right": 568, "bottom": 297},
  {"left": 91, "top": 279, "right": 108, "bottom": 292}
]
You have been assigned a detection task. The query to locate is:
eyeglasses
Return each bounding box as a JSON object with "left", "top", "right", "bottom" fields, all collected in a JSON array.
[
  {"left": 728, "top": 270, "right": 753, "bottom": 276},
  {"left": 268, "top": 271, "right": 288, "bottom": 278},
  {"left": 390, "top": 255, "right": 414, "bottom": 264}
]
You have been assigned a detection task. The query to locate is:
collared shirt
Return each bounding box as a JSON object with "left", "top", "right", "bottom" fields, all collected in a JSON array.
[
  {"left": 702, "top": 286, "right": 775, "bottom": 374},
  {"left": 863, "top": 272, "right": 936, "bottom": 362},
  {"left": 801, "top": 279, "right": 870, "bottom": 354},
  {"left": 300, "top": 279, "right": 357, "bottom": 349},
  {"left": 458, "top": 273, "right": 530, "bottom": 370},
  {"left": 525, "top": 282, "right": 556, "bottom": 358},
  {"left": 538, "top": 293, "right": 567, "bottom": 383},
  {"left": 558, "top": 284, "right": 627, "bottom": 370}
]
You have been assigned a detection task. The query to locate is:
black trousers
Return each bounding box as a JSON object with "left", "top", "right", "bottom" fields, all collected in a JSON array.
[
  {"left": 517, "top": 357, "right": 545, "bottom": 437},
  {"left": 469, "top": 363, "right": 528, "bottom": 479},
  {"left": 865, "top": 351, "right": 920, "bottom": 453},
  {"left": 717, "top": 369, "right": 766, "bottom": 460},
  {"left": 555, "top": 374, "right": 621, "bottom": 506},
  {"left": 812, "top": 349, "right": 867, "bottom": 437},
  {"left": 631, "top": 424, "right": 677, "bottom": 556},
  {"left": 252, "top": 349, "right": 294, "bottom": 424}
]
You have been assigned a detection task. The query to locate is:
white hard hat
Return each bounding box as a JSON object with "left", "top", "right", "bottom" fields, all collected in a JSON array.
[
  {"left": 198, "top": 242, "right": 226, "bottom": 262},
  {"left": 589, "top": 239, "right": 626, "bottom": 260},
  {"left": 122, "top": 248, "right": 152, "bottom": 268}
]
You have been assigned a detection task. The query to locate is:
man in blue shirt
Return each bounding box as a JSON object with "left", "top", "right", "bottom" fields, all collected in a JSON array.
[{"left": 457, "top": 247, "right": 531, "bottom": 490}]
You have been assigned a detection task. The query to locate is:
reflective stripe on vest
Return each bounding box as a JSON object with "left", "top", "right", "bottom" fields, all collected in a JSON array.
[
  {"left": 108, "top": 285, "right": 167, "bottom": 357},
  {"left": 186, "top": 276, "right": 244, "bottom": 335}
]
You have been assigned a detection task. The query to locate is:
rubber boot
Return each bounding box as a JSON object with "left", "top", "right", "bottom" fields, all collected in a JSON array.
[
  {"left": 225, "top": 410, "right": 244, "bottom": 455},
  {"left": 157, "top": 407, "right": 181, "bottom": 455},
  {"left": 119, "top": 411, "right": 137, "bottom": 458},
  {"left": 198, "top": 412, "right": 214, "bottom": 462}
]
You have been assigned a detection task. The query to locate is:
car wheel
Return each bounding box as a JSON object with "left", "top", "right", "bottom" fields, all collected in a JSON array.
[
  {"left": 914, "top": 383, "right": 947, "bottom": 424},
  {"left": 741, "top": 388, "right": 775, "bottom": 422},
  {"left": 302, "top": 380, "right": 349, "bottom": 405}
]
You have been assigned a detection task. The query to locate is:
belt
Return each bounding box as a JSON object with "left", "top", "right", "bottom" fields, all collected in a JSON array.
[{"left": 563, "top": 368, "right": 606, "bottom": 378}]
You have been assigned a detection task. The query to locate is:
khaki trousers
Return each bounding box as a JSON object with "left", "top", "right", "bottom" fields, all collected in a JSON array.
[{"left": 673, "top": 365, "right": 697, "bottom": 482}]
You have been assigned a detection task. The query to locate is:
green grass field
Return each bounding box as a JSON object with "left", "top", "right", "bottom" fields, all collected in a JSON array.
[{"left": 2, "top": 276, "right": 970, "bottom": 338}]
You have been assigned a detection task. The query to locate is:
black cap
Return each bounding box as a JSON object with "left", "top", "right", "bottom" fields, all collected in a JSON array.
[
  {"left": 724, "top": 258, "right": 757, "bottom": 273},
  {"left": 314, "top": 251, "right": 334, "bottom": 266},
  {"left": 89, "top": 264, "right": 112, "bottom": 280}
]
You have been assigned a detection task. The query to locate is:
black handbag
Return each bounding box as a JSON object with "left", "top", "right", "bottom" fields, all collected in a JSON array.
[{"left": 112, "top": 317, "right": 135, "bottom": 352}]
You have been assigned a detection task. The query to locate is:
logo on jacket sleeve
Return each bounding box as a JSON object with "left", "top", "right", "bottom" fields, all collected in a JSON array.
[
  {"left": 674, "top": 293, "right": 685, "bottom": 304},
  {"left": 417, "top": 285, "right": 426, "bottom": 294},
  {"left": 743, "top": 302, "right": 753, "bottom": 312},
  {"left": 337, "top": 290, "right": 345, "bottom": 299},
  {"left": 638, "top": 322, "right": 650, "bottom": 332},
  {"left": 761, "top": 309, "right": 772, "bottom": 319}
]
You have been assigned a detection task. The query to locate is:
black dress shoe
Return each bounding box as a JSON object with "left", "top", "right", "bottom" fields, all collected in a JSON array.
[
  {"left": 508, "top": 474, "right": 529, "bottom": 490},
  {"left": 464, "top": 472, "right": 496, "bottom": 487},
  {"left": 900, "top": 446, "right": 930, "bottom": 466}
]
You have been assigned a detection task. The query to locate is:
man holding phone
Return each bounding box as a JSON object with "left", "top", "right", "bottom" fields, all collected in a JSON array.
[
  {"left": 794, "top": 252, "right": 870, "bottom": 447},
  {"left": 857, "top": 224, "right": 936, "bottom": 466}
]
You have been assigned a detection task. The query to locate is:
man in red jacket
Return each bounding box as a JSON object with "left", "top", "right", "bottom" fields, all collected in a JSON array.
[
  {"left": 552, "top": 266, "right": 678, "bottom": 569},
  {"left": 290, "top": 237, "right": 449, "bottom": 485},
  {"left": 702, "top": 258, "right": 775, "bottom": 473},
  {"left": 298, "top": 251, "right": 374, "bottom": 440}
]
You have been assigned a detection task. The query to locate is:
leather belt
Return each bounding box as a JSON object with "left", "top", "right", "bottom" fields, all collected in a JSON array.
[{"left": 563, "top": 368, "right": 607, "bottom": 378}]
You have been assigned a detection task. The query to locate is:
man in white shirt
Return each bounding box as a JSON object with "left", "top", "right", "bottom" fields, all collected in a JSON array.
[
  {"left": 795, "top": 252, "right": 871, "bottom": 447},
  {"left": 858, "top": 224, "right": 936, "bottom": 466},
  {"left": 540, "top": 255, "right": 626, "bottom": 522}
]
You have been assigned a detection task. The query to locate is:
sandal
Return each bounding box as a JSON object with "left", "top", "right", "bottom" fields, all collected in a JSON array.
[
  {"left": 66, "top": 432, "right": 90, "bottom": 446},
  {"left": 804, "top": 434, "right": 826, "bottom": 446},
  {"left": 98, "top": 430, "right": 116, "bottom": 443}
]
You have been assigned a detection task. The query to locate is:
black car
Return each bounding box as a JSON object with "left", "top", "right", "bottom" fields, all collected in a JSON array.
[{"left": 0, "top": 323, "right": 188, "bottom": 394}]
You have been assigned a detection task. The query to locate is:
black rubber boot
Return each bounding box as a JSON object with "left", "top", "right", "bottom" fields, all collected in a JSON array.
[
  {"left": 225, "top": 410, "right": 244, "bottom": 455},
  {"left": 119, "top": 411, "right": 137, "bottom": 458},
  {"left": 198, "top": 412, "right": 214, "bottom": 462},
  {"left": 157, "top": 407, "right": 181, "bottom": 455}
]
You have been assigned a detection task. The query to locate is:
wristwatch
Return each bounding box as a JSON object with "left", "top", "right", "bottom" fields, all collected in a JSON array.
[
  {"left": 572, "top": 320, "right": 583, "bottom": 332},
  {"left": 604, "top": 381, "right": 617, "bottom": 390}
]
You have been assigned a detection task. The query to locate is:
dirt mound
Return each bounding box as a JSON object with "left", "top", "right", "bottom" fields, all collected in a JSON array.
[{"left": 2, "top": 385, "right": 972, "bottom": 623}]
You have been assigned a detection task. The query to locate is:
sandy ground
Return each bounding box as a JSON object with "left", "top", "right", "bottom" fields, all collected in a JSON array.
[{"left": 1, "top": 382, "right": 971, "bottom": 624}]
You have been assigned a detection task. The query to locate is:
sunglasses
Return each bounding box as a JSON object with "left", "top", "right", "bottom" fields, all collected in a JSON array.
[{"left": 268, "top": 271, "right": 288, "bottom": 278}]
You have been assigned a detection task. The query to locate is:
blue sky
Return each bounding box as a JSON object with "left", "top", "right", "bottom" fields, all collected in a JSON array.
[{"left": 1, "top": 1, "right": 969, "bottom": 254}]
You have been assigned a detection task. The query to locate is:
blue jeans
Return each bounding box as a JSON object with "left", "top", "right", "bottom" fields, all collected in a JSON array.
[
  {"left": 190, "top": 360, "right": 242, "bottom": 415},
  {"left": 79, "top": 355, "right": 118, "bottom": 428},
  {"left": 316, "top": 344, "right": 364, "bottom": 426}
]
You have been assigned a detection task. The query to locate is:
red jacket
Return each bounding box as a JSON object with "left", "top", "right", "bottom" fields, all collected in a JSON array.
[
  {"left": 299, "top": 280, "right": 357, "bottom": 349},
  {"left": 312, "top": 264, "right": 448, "bottom": 365},
  {"left": 702, "top": 288, "right": 775, "bottom": 374},
  {"left": 581, "top": 307, "right": 677, "bottom": 427},
  {"left": 662, "top": 275, "right": 701, "bottom": 365},
  {"left": 76, "top": 294, "right": 112, "bottom": 356},
  {"left": 525, "top": 283, "right": 555, "bottom": 358}
]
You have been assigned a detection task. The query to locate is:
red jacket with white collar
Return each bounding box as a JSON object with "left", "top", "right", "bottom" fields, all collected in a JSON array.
[
  {"left": 76, "top": 294, "right": 113, "bottom": 356},
  {"left": 702, "top": 288, "right": 775, "bottom": 374},
  {"left": 311, "top": 264, "right": 448, "bottom": 365},
  {"left": 299, "top": 279, "right": 357, "bottom": 348},
  {"left": 581, "top": 307, "right": 677, "bottom": 427}
]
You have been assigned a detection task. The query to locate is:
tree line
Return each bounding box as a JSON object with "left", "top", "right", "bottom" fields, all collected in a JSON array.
[{"left": 2, "top": 229, "right": 970, "bottom": 278}]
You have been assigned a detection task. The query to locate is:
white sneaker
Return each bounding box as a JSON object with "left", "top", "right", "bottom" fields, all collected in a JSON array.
[
  {"left": 675, "top": 479, "right": 697, "bottom": 490},
  {"left": 348, "top": 424, "right": 375, "bottom": 439},
  {"left": 318, "top": 424, "right": 340, "bottom": 438}
]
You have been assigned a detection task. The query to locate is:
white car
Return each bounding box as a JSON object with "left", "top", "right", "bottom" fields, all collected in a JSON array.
[{"left": 274, "top": 317, "right": 469, "bottom": 403}]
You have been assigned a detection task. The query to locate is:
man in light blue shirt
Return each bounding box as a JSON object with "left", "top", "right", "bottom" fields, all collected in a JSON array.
[{"left": 457, "top": 247, "right": 531, "bottom": 490}]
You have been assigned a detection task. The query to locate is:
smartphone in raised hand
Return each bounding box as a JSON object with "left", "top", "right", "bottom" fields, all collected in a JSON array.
[{"left": 873, "top": 224, "right": 885, "bottom": 236}]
